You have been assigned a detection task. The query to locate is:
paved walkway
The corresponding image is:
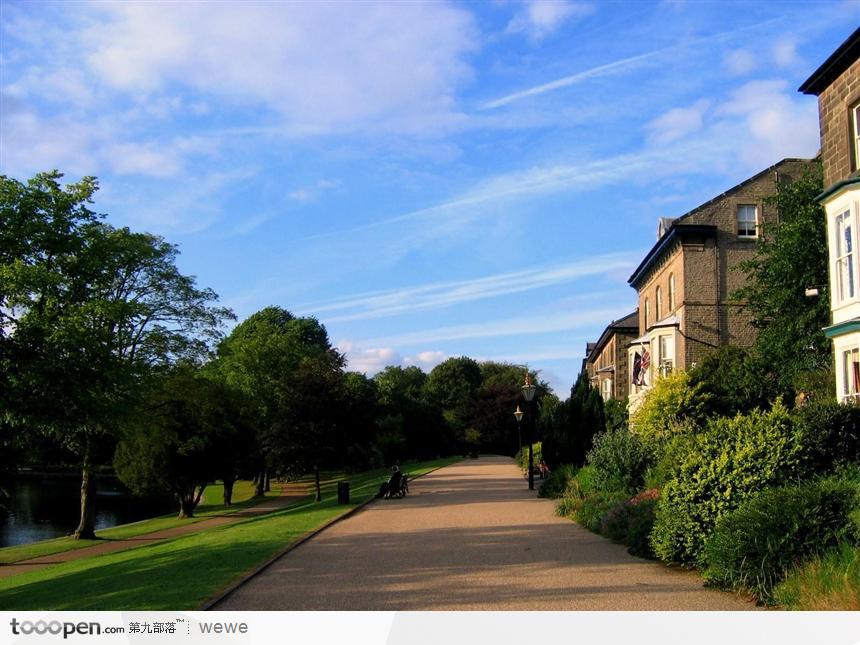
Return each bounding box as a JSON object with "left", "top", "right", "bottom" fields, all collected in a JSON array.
[
  {"left": 0, "top": 482, "right": 307, "bottom": 580},
  {"left": 215, "top": 456, "right": 756, "bottom": 610}
]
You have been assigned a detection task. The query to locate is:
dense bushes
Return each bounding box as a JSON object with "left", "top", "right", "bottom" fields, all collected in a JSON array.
[
  {"left": 600, "top": 489, "right": 659, "bottom": 558},
  {"left": 629, "top": 371, "right": 710, "bottom": 441},
  {"left": 792, "top": 401, "right": 860, "bottom": 470},
  {"left": 703, "top": 475, "right": 860, "bottom": 603},
  {"left": 688, "top": 346, "right": 788, "bottom": 417},
  {"left": 586, "top": 427, "right": 654, "bottom": 494},
  {"left": 651, "top": 401, "right": 808, "bottom": 565},
  {"left": 538, "top": 464, "right": 576, "bottom": 499}
]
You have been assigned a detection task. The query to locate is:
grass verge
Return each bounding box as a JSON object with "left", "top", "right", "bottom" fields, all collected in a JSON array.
[
  {"left": 772, "top": 543, "right": 860, "bottom": 610},
  {"left": 0, "top": 480, "right": 261, "bottom": 564},
  {"left": 0, "top": 457, "right": 458, "bottom": 610}
]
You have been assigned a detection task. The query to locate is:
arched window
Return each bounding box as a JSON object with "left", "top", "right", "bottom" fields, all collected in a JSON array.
[
  {"left": 669, "top": 274, "right": 675, "bottom": 312},
  {"left": 644, "top": 298, "right": 650, "bottom": 328},
  {"left": 655, "top": 286, "right": 662, "bottom": 321}
]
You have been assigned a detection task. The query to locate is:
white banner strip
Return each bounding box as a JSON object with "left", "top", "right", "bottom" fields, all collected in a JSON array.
[{"left": 0, "top": 611, "right": 858, "bottom": 645}]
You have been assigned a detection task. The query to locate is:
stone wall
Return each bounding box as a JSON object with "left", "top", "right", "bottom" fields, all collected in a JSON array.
[{"left": 817, "top": 57, "right": 860, "bottom": 188}]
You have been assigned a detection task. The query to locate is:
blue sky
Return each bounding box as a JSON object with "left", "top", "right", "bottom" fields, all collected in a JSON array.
[{"left": 1, "top": 1, "right": 857, "bottom": 395}]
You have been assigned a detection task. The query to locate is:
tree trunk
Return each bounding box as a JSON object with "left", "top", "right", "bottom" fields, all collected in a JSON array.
[
  {"left": 254, "top": 470, "right": 265, "bottom": 497},
  {"left": 314, "top": 464, "right": 322, "bottom": 502},
  {"left": 73, "top": 441, "right": 96, "bottom": 540},
  {"left": 223, "top": 475, "right": 234, "bottom": 506},
  {"left": 264, "top": 471, "right": 271, "bottom": 493},
  {"left": 178, "top": 494, "right": 196, "bottom": 519}
]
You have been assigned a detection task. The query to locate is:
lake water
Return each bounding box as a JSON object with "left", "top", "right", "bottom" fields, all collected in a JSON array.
[{"left": 0, "top": 474, "right": 175, "bottom": 547}]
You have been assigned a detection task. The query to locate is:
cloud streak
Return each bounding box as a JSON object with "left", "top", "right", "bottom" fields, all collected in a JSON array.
[
  {"left": 357, "top": 307, "right": 624, "bottom": 348},
  {"left": 298, "top": 252, "right": 638, "bottom": 323},
  {"left": 482, "top": 18, "right": 782, "bottom": 109}
]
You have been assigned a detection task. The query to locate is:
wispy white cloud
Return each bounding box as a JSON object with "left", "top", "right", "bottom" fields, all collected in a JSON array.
[
  {"left": 101, "top": 167, "right": 259, "bottom": 235},
  {"left": 357, "top": 307, "right": 624, "bottom": 347},
  {"left": 482, "top": 18, "right": 781, "bottom": 109},
  {"left": 73, "top": 2, "right": 477, "bottom": 135},
  {"left": 506, "top": 1, "right": 594, "bottom": 42},
  {"left": 645, "top": 99, "right": 710, "bottom": 145},
  {"left": 299, "top": 252, "right": 638, "bottom": 323},
  {"left": 714, "top": 79, "right": 819, "bottom": 167},
  {"left": 772, "top": 37, "right": 800, "bottom": 68},
  {"left": 723, "top": 49, "right": 758, "bottom": 76}
]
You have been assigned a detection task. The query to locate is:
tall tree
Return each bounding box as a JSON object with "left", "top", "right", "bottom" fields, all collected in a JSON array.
[
  {"left": 1, "top": 172, "right": 232, "bottom": 538},
  {"left": 115, "top": 365, "right": 247, "bottom": 518},
  {"left": 216, "top": 307, "right": 344, "bottom": 500},
  {"left": 471, "top": 362, "right": 528, "bottom": 455},
  {"left": 735, "top": 165, "right": 830, "bottom": 391},
  {"left": 425, "top": 357, "right": 483, "bottom": 452},
  {"left": 542, "top": 370, "right": 604, "bottom": 466},
  {"left": 374, "top": 366, "right": 443, "bottom": 461}
]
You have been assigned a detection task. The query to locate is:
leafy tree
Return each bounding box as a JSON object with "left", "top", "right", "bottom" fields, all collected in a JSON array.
[
  {"left": 115, "top": 365, "right": 246, "bottom": 518},
  {"left": 216, "top": 307, "right": 344, "bottom": 501},
  {"left": 688, "top": 346, "right": 791, "bottom": 416},
  {"left": 374, "top": 365, "right": 443, "bottom": 460},
  {"left": 334, "top": 372, "right": 380, "bottom": 469},
  {"left": 471, "top": 362, "right": 526, "bottom": 455},
  {"left": 543, "top": 371, "right": 605, "bottom": 467},
  {"left": 735, "top": 165, "right": 829, "bottom": 390},
  {"left": 1, "top": 172, "right": 232, "bottom": 538},
  {"left": 425, "top": 357, "right": 483, "bottom": 451}
]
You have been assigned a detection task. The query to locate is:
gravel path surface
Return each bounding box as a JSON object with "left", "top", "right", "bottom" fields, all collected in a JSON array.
[{"left": 215, "top": 456, "right": 756, "bottom": 610}]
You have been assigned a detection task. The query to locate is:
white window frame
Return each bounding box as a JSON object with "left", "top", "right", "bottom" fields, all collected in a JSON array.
[
  {"left": 658, "top": 334, "right": 674, "bottom": 377},
  {"left": 853, "top": 103, "right": 860, "bottom": 172},
  {"left": 655, "top": 286, "right": 662, "bottom": 321},
  {"left": 843, "top": 347, "right": 860, "bottom": 403},
  {"left": 601, "top": 377, "right": 612, "bottom": 402},
  {"left": 835, "top": 208, "right": 856, "bottom": 304},
  {"left": 737, "top": 204, "right": 758, "bottom": 238},
  {"left": 669, "top": 274, "right": 675, "bottom": 312}
]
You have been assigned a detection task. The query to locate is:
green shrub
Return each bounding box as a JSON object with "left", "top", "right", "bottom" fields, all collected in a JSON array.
[
  {"left": 586, "top": 427, "right": 655, "bottom": 494},
  {"left": 688, "top": 346, "right": 789, "bottom": 417},
  {"left": 515, "top": 441, "right": 542, "bottom": 470},
  {"left": 555, "top": 465, "right": 596, "bottom": 517},
  {"left": 630, "top": 371, "right": 710, "bottom": 441},
  {"left": 573, "top": 490, "right": 628, "bottom": 532},
  {"left": 773, "top": 543, "right": 860, "bottom": 610},
  {"left": 703, "top": 476, "right": 860, "bottom": 603},
  {"left": 792, "top": 401, "right": 860, "bottom": 470},
  {"left": 651, "top": 400, "right": 809, "bottom": 565},
  {"left": 603, "top": 398, "right": 629, "bottom": 433},
  {"left": 600, "top": 489, "right": 660, "bottom": 558},
  {"left": 538, "top": 464, "right": 576, "bottom": 499}
]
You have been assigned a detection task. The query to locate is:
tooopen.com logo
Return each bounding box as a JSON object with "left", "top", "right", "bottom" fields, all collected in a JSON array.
[{"left": 10, "top": 618, "right": 125, "bottom": 639}]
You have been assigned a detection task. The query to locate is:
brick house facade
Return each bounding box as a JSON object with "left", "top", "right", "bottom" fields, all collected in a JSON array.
[
  {"left": 583, "top": 312, "right": 638, "bottom": 403},
  {"left": 626, "top": 157, "right": 817, "bottom": 409},
  {"left": 799, "top": 28, "right": 860, "bottom": 402}
]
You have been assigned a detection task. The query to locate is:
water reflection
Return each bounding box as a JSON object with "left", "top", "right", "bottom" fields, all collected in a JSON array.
[{"left": 0, "top": 474, "right": 175, "bottom": 547}]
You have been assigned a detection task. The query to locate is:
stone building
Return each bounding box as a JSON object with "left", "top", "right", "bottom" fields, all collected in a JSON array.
[
  {"left": 626, "top": 157, "right": 817, "bottom": 409},
  {"left": 583, "top": 311, "right": 639, "bottom": 402},
  {"left": 799, "top": 27, "right": 860, "bottom": 402}
]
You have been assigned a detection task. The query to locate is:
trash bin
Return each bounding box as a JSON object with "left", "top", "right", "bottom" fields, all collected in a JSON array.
[{"left": 337, "top": 481, "right": 350, "bottom": 505}]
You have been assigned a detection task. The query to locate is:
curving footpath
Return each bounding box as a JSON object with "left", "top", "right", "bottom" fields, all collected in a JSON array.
[{"left": 213, "top": 456, "right": 757, "bottom": 610}]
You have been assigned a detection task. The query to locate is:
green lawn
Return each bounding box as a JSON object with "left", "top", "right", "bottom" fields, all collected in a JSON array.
[
  {"left": 0, "top": 458, "right": 458, "bottom": 610},
  {"left": 0, "top": 480, "right": 261, "bottom": 564}
]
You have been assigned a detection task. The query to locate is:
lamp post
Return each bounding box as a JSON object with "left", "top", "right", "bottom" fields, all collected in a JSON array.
[
  {"left": 513, "top": 404, "right": 523, "bottom": 466},
  {"left": 522, "top": 373, "right": 537, "bottom": 491}
]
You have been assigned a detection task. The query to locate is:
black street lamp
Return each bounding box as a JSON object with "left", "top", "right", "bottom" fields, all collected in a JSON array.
[
  {"left": 522, "top": 372, "right": 537, "bottom": 491},
  {"left": 513, "top": 404, "right": 523, "bottom": 464}
]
